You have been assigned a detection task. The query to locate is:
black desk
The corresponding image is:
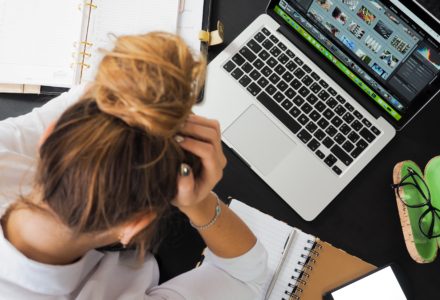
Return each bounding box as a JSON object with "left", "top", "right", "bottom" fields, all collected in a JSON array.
[{"left": 1, "top": 1, "right": 439, "bottom": 299}]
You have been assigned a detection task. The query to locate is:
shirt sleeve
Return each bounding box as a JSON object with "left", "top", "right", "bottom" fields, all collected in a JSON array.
[{"left": 145, "top": 240, "right": 268, "bottom": 300}]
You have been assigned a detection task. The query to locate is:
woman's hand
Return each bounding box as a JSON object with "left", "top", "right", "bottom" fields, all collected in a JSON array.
[{"left": 172, "top": 114, "right": 227, "bottom": 213}]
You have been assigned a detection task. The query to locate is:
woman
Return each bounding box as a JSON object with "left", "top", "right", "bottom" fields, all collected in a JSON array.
[{"left": 0, "top": 33, "right": 268, "bottom": 299}]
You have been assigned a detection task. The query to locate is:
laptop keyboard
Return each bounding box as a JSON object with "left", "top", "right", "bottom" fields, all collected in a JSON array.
[{"left": 222, "top": 27, "right": 382, "bottom": 176}]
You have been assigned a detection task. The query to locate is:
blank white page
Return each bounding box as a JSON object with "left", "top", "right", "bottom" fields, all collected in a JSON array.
[
  {"left": 0, "top": 0, "right": 84, "bottom": 87},
  {"left": 82, "top": 0, "right": 180, "bottom": 82},
  {"left": 177, "top": 0, "right": 204, "bottom": 53}
]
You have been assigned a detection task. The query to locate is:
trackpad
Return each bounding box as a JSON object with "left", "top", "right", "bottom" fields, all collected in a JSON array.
[{"left": 223, "top": 105, "right": 296, "bottom": 175}]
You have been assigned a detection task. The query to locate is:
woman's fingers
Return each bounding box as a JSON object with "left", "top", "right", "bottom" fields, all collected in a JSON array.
[
  {"left": 180, "top": 122, "right": 219, "bottom": 146},
  {"left": 187, "top": 114, "right": 221, "bottom": 137},
  {"left": 171, "top": 163, "right": 196, "bottom": 207}
]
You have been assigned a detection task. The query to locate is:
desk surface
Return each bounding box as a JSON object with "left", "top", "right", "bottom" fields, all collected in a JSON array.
[{"left": 1, "top": 1, "right": 439, "bottom": 299}]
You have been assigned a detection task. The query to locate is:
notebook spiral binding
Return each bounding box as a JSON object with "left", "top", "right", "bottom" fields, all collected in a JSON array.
[{"left": 283, "top": 239, "right": 323, "bottom": 300}]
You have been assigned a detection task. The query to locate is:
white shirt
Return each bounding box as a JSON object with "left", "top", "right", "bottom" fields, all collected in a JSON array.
[{"left": 0, "top": 85, "right": 268, "bottom": 299}]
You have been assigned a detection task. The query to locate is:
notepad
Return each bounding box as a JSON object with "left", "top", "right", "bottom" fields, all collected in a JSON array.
[
  {"left": 229, "top": 200, "right": 376, "bottom": 300},
  {"left": 0, "top": 0, "right": 179, "bottom": 88}
]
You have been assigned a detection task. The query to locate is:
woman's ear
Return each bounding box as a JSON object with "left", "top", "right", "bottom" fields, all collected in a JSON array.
[
  {"left": 39, "top": 121, "right": 56, "bottom": 148},
  {"left": 118, "top": 211, "right": 157, "bottom": 246}
]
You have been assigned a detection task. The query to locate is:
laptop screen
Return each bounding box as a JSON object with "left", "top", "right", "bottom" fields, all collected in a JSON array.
[{"left": 270, "top": 0, "right": 440, "bottom": 123}]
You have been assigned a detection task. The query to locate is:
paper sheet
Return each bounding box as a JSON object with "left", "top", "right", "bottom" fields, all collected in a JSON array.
[{"left": 177, "top": 0, "right": 205, "bottom": 53}]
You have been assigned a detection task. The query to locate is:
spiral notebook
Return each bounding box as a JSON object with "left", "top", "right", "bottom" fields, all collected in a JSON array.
[
  {"left": 0, "top": 0, "right": 181, "bottom": 92},
  {"left": 229, "top": 200, "right": 376, "bottom": 300}
]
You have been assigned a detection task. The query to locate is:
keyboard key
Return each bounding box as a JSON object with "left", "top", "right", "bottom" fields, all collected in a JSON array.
[
  {"left": 239, "top": 75, "right": 251, "bottom": 87},
  {"left": 371, "top": 126, "right": 381, "bottom": 135},
  {"left": 278, "top": 54, "right": 289, "bottom": 64},
  {"left": 247, "top": 40, "right": 262, "bottom": 53},
  {"left": 326, "top": 98, "right": 338, "bottom": 109},
  {"left": 282, "top": 72, "right": 294, "bottom": 83},
  {"left": 262, "top": 39, "right": 274, "bottom": 50},
  {"left": 351, "top": 120, "right": 363, "bottom": 131},
  {"left": 309, "top": 110, "right": 321, "bottom": 122},
  {"left": 298, "top": 114, "right": 309, "bottom": 125},
  {"left": 278, "top": 42, "right": 287, "bottom": 51},
  {"left": 262, "top": 28, "right": 271, "bottom": 36},
  {"left": 231, "top": 68, "right": 244, "bottom": 80},
  {"left": 318, "top": 90, "right": 330, "bottom": 101},
  {"left": 286, "top": 49, "right": 295, "bottom": 58},
  {"left": 301, "top": 75, "right": 313, "bottom": 86},
  {"left": 311, "top": 72, "right": 320, "bottom": 81},
  {"left": 360, "top": 128, "right": 376, "bottom": 143},
  {"left": 224, "top": 60, "right": 236, "bottom": 72},
  {"left": 353, "top": 110, "right": 363, "bottom": 119},
  {"left": 262, "top": 66, "right": 272, "bottom": 77},
  {"left": 306, "top": 94, "right": 318, "bottom": 105},
  {"left": 270, "top": 46, "right": 281, "bottom": 57},
  {"left": 331, "top": 116, "right": 343, "bottom": 128},
  {"left": 344, "top": 102, "right": 354, "bottom": 112},
  {"left": 256, "top": 92, "right": 301, "bottom": 134},
  {"left": 314, "top": 101, "right": 326, "bottom": 112},
  {"left": 277, "top": 81, "right": 288, "bottom": 92},
  {"left": 335, "top": 105, "right": 347, "bottom": 116},
  {"left": 239, "top": 47, "right": 257, "bottom": 62},
  {"left": 325, "top": 125, "right": 337, "bottom": 137},
  {"left": 351, "top": 146, "right": 365, "bottom": 158},
  {"left": 342, "top": 141, "right": 355, "bottom": 153},
  {"left": 319, "top": 79, "right": 329, "bottom": 88},
  {"left": 250, "top": 70, "right": 261, "bottom": 80},
  {"left": 274, "top": 65, "right": 286, "bottom": 75},
  {"left": 257, "top": 77, "right": 269, "bottom": 88},
  {"left": 323, "top": 137, "right": 334, "bottom": 148},
  {"left": 269, "top": 73, "right": 281, "bottom": 84},
  {"left": 269, "top": 35, "right": 279, "bottom": 43},
  {"left": 291, "top": 79, "right": 302, "bottom": 90},
  {"left": 305, "top": 122, "right": 318, "bottom": 133},
  {"left": 347, "top": 132, "right": 360, "bottom": 143},
  {"left": 294, "top": 57, "right": 303, "bottom": 65},
  {"left": 324, "top": 154, "right": 337, "bottom": 167},
  {"left": 297, "top": 129, "right": 312, "bottom": 143},
  {"left": 342, "top": 112, "right": 354, "bottom": 124},
  {"left": 362, "top": 118, "right": 372, "bottom": 128},
  {"left": 274, "top": 91, "right": 285, "bottom": 103},
  {"left": 289, "top": 106, "right": 301, "bottom": 118},
  {"left": 265, "top": 84, "right": 276, "bottom": 95},
  {"left": 258, "top": 50, "right": 270, "bottom": 60},
  {"left": 327, "top": 87, "right": 337, "bottom": 96},
  {"left": 323, "top": 108, "right": 335, "bottom": 120},
  {"left": 254, "top": 32, "right": 265, "bottom": 42},
  {"left": 314, "top": 129, "right": 326, "bottom": 141},
  {"left": 317, "top": 118, "right": 329, "bottom": 129},
  {"left": 242, "top": 62, "right": 253, "bottom": 73},
  {"left": 286, "top": 61, "right": 298, "bottom": 71},
  {"left": 247, "top": 82, "right": 261, "bottom": 96},
  {"left": 299, "top": 86, "right": 310, "bottom": 97},
  {"left": 331, "top": 145, "right": 353, "bottom": 166},
  {"left": 293, "top": 95, "right": 304, "bottom": 106},
  {"left": 285, "top": 88, "right": 296, "bottom": 99},
  {"left": 332, "top": 166, "right": 342, "bottom": 175},
  {"left": 336, "top": 95, "right": 346, "bottom": 103},
  {"left": 307, "top": 139, "right": 321, "bottom": 151},
  {"left": 281, "top": 99, "right": 293, "bottom": 110},
  {"left": 310, "top": 82, "right": 322, "bottom": 93},
  {"left": 254, "top": 59, "right": 264, "bottom": 69},
  {"left": 232, "top": 53, "right": 245, "bottom": 66},
  {"left": 334, "top": 133, "right": 346, "bottom": 144},
  {"left": 357, "top": 139, "right": 368, "bottom": 149},
  {"left": 294, "top": 68, "right": 305, "bottom": 79},
  {"left": 339, "top": 124, "right": 351, "bottom": 135},
  {"left": 301, "top": 103, "right": 313, "bottom": 114},
  {"left": 267, "top": 57, "right": 278, "bottom": 68},
  {"left": 316, "top": 149, "right": 325, "bottom": 159},
  {"left": 303, "top": 65, "right": 312, "bottom": 73}
]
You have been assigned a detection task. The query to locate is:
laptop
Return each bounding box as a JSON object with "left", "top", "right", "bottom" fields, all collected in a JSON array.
[{"left": 194, "top": 0, "right": 440, "bottom": 220}]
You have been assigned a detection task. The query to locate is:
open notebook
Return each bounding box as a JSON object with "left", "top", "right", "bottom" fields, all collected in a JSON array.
[
  {"left": 0, "top": 0, "right": 182, "bottom": 90},
  {"left": 229, "top": 200, "right": 376, "bottom": 300}
]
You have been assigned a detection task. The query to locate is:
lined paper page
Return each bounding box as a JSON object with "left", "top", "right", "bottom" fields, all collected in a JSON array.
[
  {"left": 0, "top": 0, "right": 83, "bottom": 86},
  {"left": 82, "top": 0, "right": 180, "bottom": 82},
  {"left": 177, "top": 0, "right": 204, "bottom": 53}
]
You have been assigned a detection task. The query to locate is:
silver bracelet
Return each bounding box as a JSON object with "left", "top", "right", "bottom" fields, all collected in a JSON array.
[{"left": 189, "top": 192, "right": 222, "bottom": 230}]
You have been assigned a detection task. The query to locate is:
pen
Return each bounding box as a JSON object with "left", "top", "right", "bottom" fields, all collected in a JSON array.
[{"left": 264, "top": 229, "right": 296, "bottom": 300}]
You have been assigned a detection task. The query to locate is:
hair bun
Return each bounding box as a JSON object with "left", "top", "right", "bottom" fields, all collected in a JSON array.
[{"left": 91, "top": 32, "right": 205, "bottom": 137}]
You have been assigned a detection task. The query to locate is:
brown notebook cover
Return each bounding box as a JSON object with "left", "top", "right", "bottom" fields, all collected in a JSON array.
[{"left": 294, "top": 239, "right": 376, "bottom": 300}]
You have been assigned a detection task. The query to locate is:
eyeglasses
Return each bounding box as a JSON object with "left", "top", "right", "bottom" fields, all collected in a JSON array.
[{"left": 391, "top": 167, "right": 440, "bottom": 239}]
